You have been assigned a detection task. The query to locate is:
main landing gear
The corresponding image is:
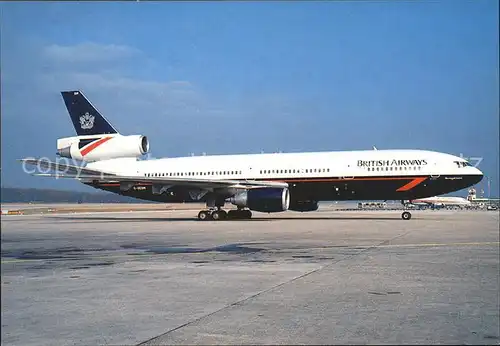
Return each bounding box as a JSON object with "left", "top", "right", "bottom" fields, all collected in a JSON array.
[{"left": 197, "top": 208, "right": 252, "bottom": 221}]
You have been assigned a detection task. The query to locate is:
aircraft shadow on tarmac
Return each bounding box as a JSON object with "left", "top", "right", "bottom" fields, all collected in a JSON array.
[{"left": 48, "top": 215, "right": 404, "bottom": 223}]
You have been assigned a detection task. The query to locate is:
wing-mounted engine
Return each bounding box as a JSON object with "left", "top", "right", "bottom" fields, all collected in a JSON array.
[
  {"left": 229, "top": 187, "right": 290, "bottom": 213},
  {"left": 57, "top": 134, "right": 149, "bottom": 162}
]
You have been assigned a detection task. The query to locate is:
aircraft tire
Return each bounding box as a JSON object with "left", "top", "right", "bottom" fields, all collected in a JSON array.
[
  {"left": 227, "top": 210, "right": 237, "bottom": 219},
  {"left": 212, "top": 210, "right": 227, "bottom": 221},
  {"left": 401, "top": 211, "right": 412, "bottom": 220},
  {"left": 198, "top": 210, "right": 211, "bottom": 221},
  {"left": 227, "top": 209, "right": 251, "bottom": 220}
]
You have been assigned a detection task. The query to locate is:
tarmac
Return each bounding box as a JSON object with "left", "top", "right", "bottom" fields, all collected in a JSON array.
[{"left": 1, "top": 205, "right": 499, "bottom": 345}]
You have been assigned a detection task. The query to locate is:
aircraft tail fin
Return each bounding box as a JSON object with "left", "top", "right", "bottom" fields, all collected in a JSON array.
[{"left": 61, "top": 91, "right": 119, "bottom": 136}]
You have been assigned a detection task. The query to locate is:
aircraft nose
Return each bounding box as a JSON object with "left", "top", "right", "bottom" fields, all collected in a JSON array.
[{"left": 471, "top": 167, "right": 484, "bottom": 184}]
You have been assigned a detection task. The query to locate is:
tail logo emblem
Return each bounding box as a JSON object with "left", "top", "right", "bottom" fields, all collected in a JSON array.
[{"left": 79, "top": 112, "right": 95, "bottom": 130}]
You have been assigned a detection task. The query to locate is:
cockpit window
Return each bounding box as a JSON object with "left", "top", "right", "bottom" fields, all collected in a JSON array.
[{"left": 454, "top": 161, "right": 471, "bottom": 168}]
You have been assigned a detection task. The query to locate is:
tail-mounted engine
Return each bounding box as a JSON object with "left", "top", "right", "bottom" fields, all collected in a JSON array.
[{"left": 57, "top": 134, "right": 149, "bottom": 162}]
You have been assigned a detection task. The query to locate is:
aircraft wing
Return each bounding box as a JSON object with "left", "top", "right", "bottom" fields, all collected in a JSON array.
[{"left": 20, "top": 158, "right": 289, "bottom": 190}]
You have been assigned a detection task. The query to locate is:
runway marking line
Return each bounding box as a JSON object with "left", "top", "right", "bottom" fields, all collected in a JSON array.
[{"left": 136, "top": 235, "right": 499, "bottom": 345}]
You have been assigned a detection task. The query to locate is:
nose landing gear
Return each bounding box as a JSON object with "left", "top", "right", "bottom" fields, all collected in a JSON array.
[
  {"left": 401, "top": 211, "right": 412, "bottom": 220},
  {"left": 400, "top": 200, "right": 413, "bottom": 220}
]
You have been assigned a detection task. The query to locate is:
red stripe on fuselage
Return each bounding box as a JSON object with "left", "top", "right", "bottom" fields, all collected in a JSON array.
[
  {"left": 396, "top": 177, "right": 427, "bottom": 191},
  {"left": 81, "top": 137, "right": 112, "bottom": 156},
  {"left": 262, "top": 176, "right": 426, "bottom": 183},
  {"left": 95, "top": 176, "right": 430, "bottom": 191}
]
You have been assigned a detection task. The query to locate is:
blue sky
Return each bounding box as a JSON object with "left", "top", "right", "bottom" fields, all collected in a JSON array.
[{"left": 1, "top": 1, "right": 498, "bottom": 197}]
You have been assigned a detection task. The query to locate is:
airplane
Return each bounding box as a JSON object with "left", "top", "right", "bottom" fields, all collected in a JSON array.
[
  {"left": 20, "top": 90, "right": 484, "bottom": 221},
  {"left": 407, "top": 196, "right": 472, "bottom": 209}
]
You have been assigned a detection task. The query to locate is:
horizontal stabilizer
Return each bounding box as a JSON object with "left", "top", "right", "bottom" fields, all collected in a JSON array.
[{"left": 18, "top": 158, "right": 115, "bottom": 177}]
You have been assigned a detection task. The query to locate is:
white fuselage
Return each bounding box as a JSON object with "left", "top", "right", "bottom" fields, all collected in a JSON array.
[{"left": 87, "top": 149, "right": 481, "bottom": 181}]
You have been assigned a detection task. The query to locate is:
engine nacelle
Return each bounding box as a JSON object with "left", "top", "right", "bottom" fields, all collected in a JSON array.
[
  {"left": 289, "top": 200, "right": 319, "bottom": 212},
  {"left": 57, "top": 134, "right": 149, "bottom": 162},
  {"left": 229, "top": 188, "right": 290, "bottom": 213}
]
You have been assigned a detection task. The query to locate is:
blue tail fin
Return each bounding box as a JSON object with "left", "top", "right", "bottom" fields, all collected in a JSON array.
[{"left": 61, "top": 90, "right": 118, "bottom": 136}]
